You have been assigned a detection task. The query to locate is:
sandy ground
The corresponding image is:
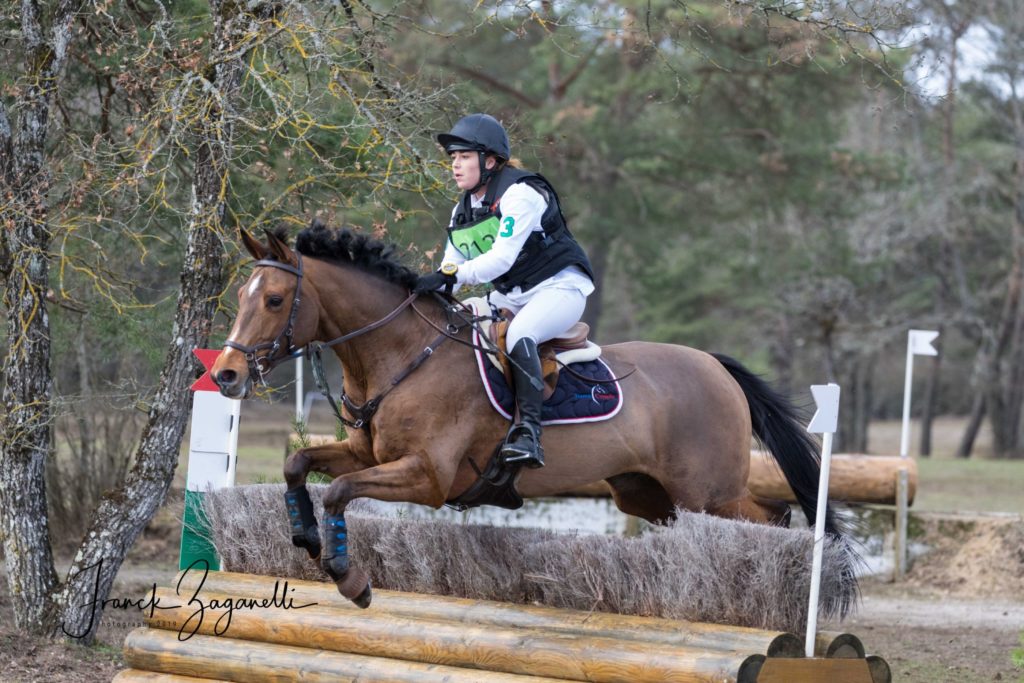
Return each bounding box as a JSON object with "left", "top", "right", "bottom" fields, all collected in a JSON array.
[{"left": 827, "top": 581, "right": 1024, "bottom": 682}]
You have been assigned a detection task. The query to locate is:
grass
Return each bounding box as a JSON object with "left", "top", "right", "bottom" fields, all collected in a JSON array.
[
  {"left": 869, "top": 416, "right": 1024, "bottom": 515},
  {"left": 913, "top": 458, "right": 1024, "bottom": 515}
]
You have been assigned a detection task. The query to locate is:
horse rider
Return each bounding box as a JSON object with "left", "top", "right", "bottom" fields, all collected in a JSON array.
[{"left": 414, "top": 113, "right": 595, "bottom": 469}]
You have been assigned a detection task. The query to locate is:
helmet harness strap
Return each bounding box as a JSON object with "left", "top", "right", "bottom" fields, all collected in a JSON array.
[{"left": 469, "top": 150, "right": 498, "bottom": 194}]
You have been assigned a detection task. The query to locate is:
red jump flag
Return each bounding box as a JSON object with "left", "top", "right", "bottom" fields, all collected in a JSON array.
[{"left": 191, "top": 349, "right": 223, "bottom": 392}]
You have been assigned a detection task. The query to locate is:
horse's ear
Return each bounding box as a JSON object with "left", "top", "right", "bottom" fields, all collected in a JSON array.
[
  {"left": 240, "top": 228, "right": 268, "bottom": 260},
  {"left": 263, "top": 228, "right": 296, "bottom": 266}
]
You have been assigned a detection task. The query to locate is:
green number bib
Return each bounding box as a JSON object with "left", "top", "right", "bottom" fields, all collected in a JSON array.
[{"left": 448, "top": 215, "right": 500, "bottom": 259}]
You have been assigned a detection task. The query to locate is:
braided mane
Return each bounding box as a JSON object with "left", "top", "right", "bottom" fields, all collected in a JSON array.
[{"left": 293, "top": 220, "right": 419, "bottom": 289}]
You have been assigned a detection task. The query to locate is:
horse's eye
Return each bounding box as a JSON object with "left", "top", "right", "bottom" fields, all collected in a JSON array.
[{"left": 267, "top": 295, "right": 284, "bottom": 308}]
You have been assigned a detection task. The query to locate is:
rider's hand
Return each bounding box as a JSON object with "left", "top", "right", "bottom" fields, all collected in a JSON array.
[{"left": 413, "top": 271, "right": 456, "bottom": 294}]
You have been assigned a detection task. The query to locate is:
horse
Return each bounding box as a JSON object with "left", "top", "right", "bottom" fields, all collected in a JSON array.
[{"left": 211, "top": 222, "right": 857, "bottom": 611}]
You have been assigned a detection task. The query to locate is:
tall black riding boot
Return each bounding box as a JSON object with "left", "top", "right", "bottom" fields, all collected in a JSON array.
[{"left": 501, "top": 338, "right": 545, "bottom": 469}]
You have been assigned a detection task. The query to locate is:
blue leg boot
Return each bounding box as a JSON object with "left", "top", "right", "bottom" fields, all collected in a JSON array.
[{"left": 321, "top": 512, "right": 372, "bottom": 608}]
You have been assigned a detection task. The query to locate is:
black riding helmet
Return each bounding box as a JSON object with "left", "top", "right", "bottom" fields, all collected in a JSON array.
[{"left": 437, "top": 113, "right": 510, "bottom": 192}]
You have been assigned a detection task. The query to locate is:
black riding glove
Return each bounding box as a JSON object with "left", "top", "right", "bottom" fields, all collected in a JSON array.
[{"left": 414, "top": 271, "right": 456, "bottom": 294}]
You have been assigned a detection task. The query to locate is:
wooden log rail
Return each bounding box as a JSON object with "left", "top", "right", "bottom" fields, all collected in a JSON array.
[
  {"left": 293, "top": 434, "right": 917, "bottom": 505},
  {"left": 115, "top": 571, "right": 890, "bottom": 683}
]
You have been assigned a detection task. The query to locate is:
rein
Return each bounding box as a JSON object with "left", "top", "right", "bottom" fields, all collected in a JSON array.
[
  {"left": 227, "top": 254, "right": 426, "bottom": 432},
  {"left": 412, "top": 293, "right": 635, "bottom": 387},
  {"left": 314, "top": 293, "right": 487, "bottom": 432},
  {"left": 321, "top": 291, "right": 419, "bottom": 348}
]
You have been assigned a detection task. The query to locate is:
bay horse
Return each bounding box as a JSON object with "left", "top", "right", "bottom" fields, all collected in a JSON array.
[{"left": 211, "top": 222, "right": 856, "bottom": 611}]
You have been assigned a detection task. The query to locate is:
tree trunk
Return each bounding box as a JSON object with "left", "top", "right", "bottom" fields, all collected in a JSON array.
[
  {"left": 922, "top": 11, "right": 959, "bottom": 459},
  {"left": 52, "top": 204, "right": 230, "bottom": 643},
  {"left": 986, "top": 247, "right": 1024, "bottom": 458},
  {"left": 835, "top": 352, "right": 872, "bottom": 453},
  {"left": 768, "top": 315, "right": 794, "bottom": 395},
  {"left": 960, "top": 245, "right": 1022, "bottom": 457},
  {"left": 0, "top": 223, "right": 61, "bottom": 632},
  {"left": 956, "top": 391, "right": 986, "bottom": 458},
  {"left": 1003, "top": 83, "right": 1024, "bottom": 459},
  {"left": 51, "top": 0, "right": 262, "bottom": 643},
  {"left": 1000, "top": 283, "right": 1024, "bottom": 457},
  {"left": 852, "top": 354, "right": 874, "bottom": 453},
  {"left": 0, "top": 0, "right": 85, "bottom": 633}
]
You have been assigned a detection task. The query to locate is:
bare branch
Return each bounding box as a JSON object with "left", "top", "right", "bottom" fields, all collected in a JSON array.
[{"left": 434, "top": 59, "right": 542, "bottom": 109}]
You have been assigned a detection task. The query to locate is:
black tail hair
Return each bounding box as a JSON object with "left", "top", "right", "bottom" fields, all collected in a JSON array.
[{"left": 712, "top": 352, "right": 860, "bottom": 617}]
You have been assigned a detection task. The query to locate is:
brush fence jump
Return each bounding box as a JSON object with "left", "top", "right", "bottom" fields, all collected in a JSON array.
[
  {"left": 294, "top": 435, "right": 917, "bottom": 505},
  {"left": 114, "top": 571, "right": 889, "bottom": 683}
]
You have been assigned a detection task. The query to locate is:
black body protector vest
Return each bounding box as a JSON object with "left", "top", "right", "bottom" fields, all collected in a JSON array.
[{"left": 448, "top": 167, "right": 595, "bottom": 294}]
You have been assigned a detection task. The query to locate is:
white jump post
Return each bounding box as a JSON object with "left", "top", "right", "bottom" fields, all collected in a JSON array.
[
  {"left": 180, "top": 349, "right": 240, "bottom": 571},
  {"left": 295, "top": 356, "right": 304, "bottom": 422},
  {"left": 805, "top": 382, "right": 840, "bottom": 658},
  {"left": 895, "top": 329, "right": 939, "bottom": 580}
]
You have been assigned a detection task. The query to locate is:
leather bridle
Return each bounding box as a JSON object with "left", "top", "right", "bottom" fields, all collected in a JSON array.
[
  {"left": 223, "top": 253, "right": 419, "bottom": 389},
  {"left": 224, "top": 256, "right": 306, "bottom": 384}
]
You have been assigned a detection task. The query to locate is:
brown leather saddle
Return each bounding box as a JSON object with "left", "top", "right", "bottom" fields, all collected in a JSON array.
[{"left": 488, "top": 309, "right": 591, "bottom": 399}]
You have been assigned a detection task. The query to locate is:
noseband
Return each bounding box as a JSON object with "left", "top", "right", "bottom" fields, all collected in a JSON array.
[{"left": 224, "top": 256, "right": 306, "bottom": 384}]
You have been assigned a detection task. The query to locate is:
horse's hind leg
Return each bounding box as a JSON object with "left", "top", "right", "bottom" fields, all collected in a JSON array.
[
  {"left": 605, "top": 472, "right": 677, "bottom": 525},
  {"left": 283, "top": 440, "right": 369, "bottom": 562},
  {"left": 707, "top": 490, "right": 792, "bottom": 527}
]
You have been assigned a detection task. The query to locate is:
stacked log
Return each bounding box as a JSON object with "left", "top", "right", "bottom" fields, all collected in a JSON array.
[
  {"left": 746, "top": 452, "right": 917, "bottom": 506},
  {"left": 555, "top": 453, "right": 917, "bottom": 505},
  {"left": 115, "top": 571, "right": 889, "bottom": 683}
]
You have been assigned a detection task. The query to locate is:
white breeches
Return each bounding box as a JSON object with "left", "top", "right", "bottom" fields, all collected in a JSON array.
[{"left": 489, "top": 286, "right": 588, "bottom": 349}]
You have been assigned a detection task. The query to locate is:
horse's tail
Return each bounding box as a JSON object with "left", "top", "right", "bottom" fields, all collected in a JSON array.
[{"left": 711, "top": 352, "right": 860, "bottom": 616}]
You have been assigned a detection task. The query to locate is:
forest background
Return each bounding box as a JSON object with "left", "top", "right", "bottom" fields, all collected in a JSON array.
[{"left": 1, "top": 0, "right": 1022, "bottom": 643}]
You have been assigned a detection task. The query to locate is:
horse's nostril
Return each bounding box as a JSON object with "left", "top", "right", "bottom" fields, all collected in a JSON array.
[{"left": 217, "top": 369, "right": 237, "bottom": 385}]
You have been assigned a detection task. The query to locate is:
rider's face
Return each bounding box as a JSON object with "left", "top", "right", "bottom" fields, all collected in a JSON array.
[{"left": 450, "top": 151, "right": 495, "bottom": 192}]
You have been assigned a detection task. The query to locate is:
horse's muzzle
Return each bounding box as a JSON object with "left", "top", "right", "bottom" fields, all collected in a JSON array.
[{"left": 213, "top": 367, "right": 252, "bottom": 399}]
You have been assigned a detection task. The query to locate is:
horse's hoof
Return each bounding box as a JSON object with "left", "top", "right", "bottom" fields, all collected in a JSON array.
[
  {"left": 352, "top": 582, "right": 373, "bottom": 609},
  {"left": 335, "top": 566, "right": 371, "bottom": 608}
]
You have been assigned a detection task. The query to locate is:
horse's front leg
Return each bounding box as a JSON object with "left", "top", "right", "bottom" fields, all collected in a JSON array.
[
  {"left": 320, "top": 454, "right": 447, "bottom": 608},
  {"left": 283, "top": 440, "right": 369, "bottom": 563}
]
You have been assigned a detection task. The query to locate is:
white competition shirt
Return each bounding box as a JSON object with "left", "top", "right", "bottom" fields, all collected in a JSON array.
[{"left": 441, "top": 182, "right": 593, "bottom": 306}]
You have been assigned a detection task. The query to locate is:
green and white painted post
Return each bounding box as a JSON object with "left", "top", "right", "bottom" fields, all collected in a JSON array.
[{"left": 180, "top": 349, "right": 240, "bottom": 571}]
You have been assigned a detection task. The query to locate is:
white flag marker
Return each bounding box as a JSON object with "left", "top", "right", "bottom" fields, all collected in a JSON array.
[
  {"left": 805, "top": 382, "right": 840, "bottom": 658},
  {"left": 896, "top": 329, "right": 939, "bottom": 580},
  {"left": 900, "top": 330, "right": 939, "bottom": 458},
  {"left": 808, "top": 383, "right": 840, "bottom": 435}
]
